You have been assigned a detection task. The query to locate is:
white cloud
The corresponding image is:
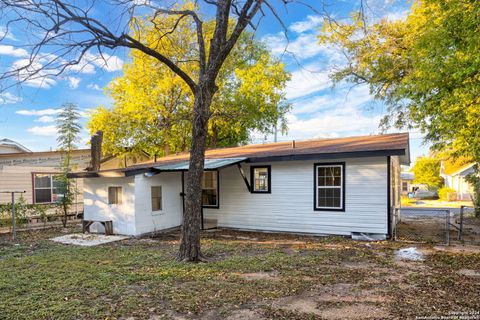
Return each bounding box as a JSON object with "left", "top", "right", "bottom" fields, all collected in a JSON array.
[
  {"left": 68, "top": 76, "right": 81, "bottom": 89},
  {"left": 292, "top": 85, "right": 372, "bottom": 115},
  {"left": 286, "top": 65, "right": 331, "bottom": 99},
  {"left": 284, "top": 107, "right": 382, "bottom": 141},
  {"left": 0, "top": 26, "right": 17, "bottom": 41},
  {"left": 87, "top": 83, "right": 102, "bottom": 91},
  {"left": 11, "top": 58, "right": 57, "bottom": 89},
  {"left": 249, "top": 85, "right": 381, "bottom": 144},
  {"left": 66, "top": 56, "right": 96, "bottom": 74},
  {"left": 66, "top": 51, "right": 123, "bottom": 74},
  {"left": 291, "top": 95, "right": 332, "bottom": 115},
  {"left": 384, "top": 9, "right": 409, "bottom": 21},
  {"left": 7, "top": 50, "right": 121, "bottom": 91},
  {"left": 35, "top": 115, "right": 55, "bottom": 123},
  {"left": 290, "top": 15, "right": 323, "bottom": 33},
  {"left": 16, "top": 108, "right": 61, "bottom": 116},
  {"left": 27, "top": 125, "right": 58, "bottom": 136},
  {"left": 86, "top": 52, "right": 124, "bottom": 72},
  {"left": 0, "top": 92, "right": 22, "bottom": 104},
  {"left": 0, "top": 45, "right": 28, "bottom": 57},
  {"left": 132, "top": 0, "right": 151, "bottom": 5},
  {"left": 287, "top": 85, "right": 380, "bottom": 139},
  {"left": 262, "top": 28, "right": 344, "bottom": 63}
]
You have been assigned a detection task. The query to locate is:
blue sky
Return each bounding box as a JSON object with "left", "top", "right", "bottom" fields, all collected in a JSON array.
[{"left": 0, "top": 0, "right": 428, "bottom": 162}]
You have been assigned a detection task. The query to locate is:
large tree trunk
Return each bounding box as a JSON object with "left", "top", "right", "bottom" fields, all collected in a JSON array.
[{"left": 178, "top": 85, "right": 214, "bottom": 261}]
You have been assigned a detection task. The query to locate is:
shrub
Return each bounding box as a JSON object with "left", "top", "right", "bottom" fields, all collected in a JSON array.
[
  {"left": 0, "top": 196, "right": 29, "bottom": 227},
  {"left": 438, "top": 187, "right": 457, "bottom": 202},
  {"left": 0, "top": 198, "right": 54, "bottom": 227}
]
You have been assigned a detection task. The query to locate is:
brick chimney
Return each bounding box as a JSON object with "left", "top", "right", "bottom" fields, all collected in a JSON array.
[{"left": 89, "top": 130, "right": 103, "bottom": 172}]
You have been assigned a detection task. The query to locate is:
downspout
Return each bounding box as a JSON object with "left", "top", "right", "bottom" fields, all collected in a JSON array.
[{"left": 181, "top": 171, "right": 185, "bottom": 221}]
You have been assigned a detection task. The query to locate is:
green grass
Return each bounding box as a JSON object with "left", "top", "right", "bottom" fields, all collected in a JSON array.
[{"left": 0, "top": 228, "right": 479, "bottom": 319}]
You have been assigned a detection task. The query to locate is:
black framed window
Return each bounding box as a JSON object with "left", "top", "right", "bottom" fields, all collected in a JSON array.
[
  {"left": 314, "top": 163, "right": 345, "bottom": 211},
  {"left": 202, "top": 171, "right": 219, "bottom": 208},
  {"left": 33, "top": 174, "right": 64, "bottom": 204},
  {"left": 151, "top": 186, "right": 162, "bottom": 211},
  {"left": 250, "top": 166, "right": 271, "bottom": 193},
  {"left": 108, "top": 187, "right": 122, "bottom": 205}
]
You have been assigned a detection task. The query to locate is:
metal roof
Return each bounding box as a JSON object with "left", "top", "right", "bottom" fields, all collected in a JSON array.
[
  {"left": 153, "top": 157, "right": 247, "bottom": 171},
  {"left": 0, "top": 138, "right": 32, "bottom": 153}
]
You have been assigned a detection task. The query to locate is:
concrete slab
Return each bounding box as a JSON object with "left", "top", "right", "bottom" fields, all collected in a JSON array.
[{"left": 51, "top": 233, "right": 128, "bottom": 247}]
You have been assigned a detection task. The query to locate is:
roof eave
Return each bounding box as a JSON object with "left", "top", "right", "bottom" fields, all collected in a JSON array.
[
  {"left": 248, "top": 149, "right": 407, "bottom": 163},
  {"left": 70, "top": 149, "right": 408, "bottom": 178}
]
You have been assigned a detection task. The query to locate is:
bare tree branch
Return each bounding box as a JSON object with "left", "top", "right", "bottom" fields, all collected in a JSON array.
[{"left": 0, "top": 0, "right": 331, "bottom": 262}]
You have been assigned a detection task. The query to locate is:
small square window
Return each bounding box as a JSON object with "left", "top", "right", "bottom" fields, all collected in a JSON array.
[
  {"left": 151, "top": 186, "right": 162, "bottom": 211},
  {"left": 251, "top": 166, "right": 271, "bottom": 193},
  {"left": 108, "top": 187, "right": 122, "bottom": 205}
]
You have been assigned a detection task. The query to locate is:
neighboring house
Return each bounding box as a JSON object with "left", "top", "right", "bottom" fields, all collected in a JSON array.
[
  {"left": 71, "top": 133, "right": 410, "bottom": 240},
  {"left": 0, "top": 148, "right": 91, "bottom": 210},
  {"left": 400, "top": 172, "right": 414, "bottom": 195},
  {"left": 0, "top": 138, "right": 146, "bottom": 211},
  {"left": 441, "top": 162, "right": 475, "bottom": 201},
  {"left": 0, "top": 138, "right": 31, "bottom": 153}
]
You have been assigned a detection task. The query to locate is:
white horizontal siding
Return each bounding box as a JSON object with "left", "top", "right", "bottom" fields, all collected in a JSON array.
[
  {"left": 134, "top": 173, "right": 183, "bottom": 235},
  {"left": 83, "top": 173, "right": 184, "bottom": 236},
  {"left": 83, "top": 177, "right": 136, "bottom": 235},
  {"left": 204, "top": 157, "right": 388, "bottom": 236}
]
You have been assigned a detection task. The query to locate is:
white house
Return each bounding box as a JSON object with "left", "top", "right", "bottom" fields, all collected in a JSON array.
[
  {"left": 70, "top": 133, "right": 410, "bottom": 239},
  {"left": 400, "top": 172, "right": 414, "bottom": 195},
  {"left": 442, "top": 163, "right": 475, "bottom": 201},
  {"left": 0, "top": 138, "right": 32, "bottom": 153},
  {"left": 0, "top": 137, "right": 148, "bottom": 207}
]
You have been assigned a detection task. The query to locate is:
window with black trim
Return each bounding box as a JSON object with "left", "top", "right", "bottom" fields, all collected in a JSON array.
[
  {"left": 202, "top": 171, "right": 218, "bottom": 208},
  {"left": 33, "top": 173, "right": 64, "bottom": 204},
  {"left": 108, "top": 187, "right": 122, "bottom": 205},
  {"left": 314, "top": 163, "right": 344, "bottom": 210},
  {"left": 251, "top": 166, "right": 271, "bottom": 193},
  {"left": 151, "top": 186, "right": 162, "bottom": 211}
]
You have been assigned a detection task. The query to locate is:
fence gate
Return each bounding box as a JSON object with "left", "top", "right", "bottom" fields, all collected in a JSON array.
[{"left": 396, "top": 206, "right": 476, "bottom": 245}]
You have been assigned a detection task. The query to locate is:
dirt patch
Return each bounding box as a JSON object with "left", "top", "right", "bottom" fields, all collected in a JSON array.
[
  {"left": 317, "top": 291, "right": 386, "bottom": 303},
  {"left": 224, "top": 309, "right": 264, "bottom": 320},
  {"left": 433, "top": 244, "right": 480, "bottom": 254},
  {"left": 320, "top": 304, "right": 389, "bottom": 319},
  {"left": 273, "top": 295, "right": 323, "bottom": 315},
  {"left": 237, "top": 271, "right": 279, "bottom": 281},
  {"left": 271, "top": 283, "right": 390, "bottom": 318},
  {"left": 341, "top": 261, "right": 379, "bottom": 270},
  {"left": 457, "top": 269, "right": 480, "bottom": 277},
  {"left": 315, "top": 283, "right": 388, "bottom": 303}
]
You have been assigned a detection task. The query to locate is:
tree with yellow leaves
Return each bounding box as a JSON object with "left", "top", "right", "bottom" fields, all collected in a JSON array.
[
  {"left": 319, "top": 0, "right": 480, "bottom": 215},
  {"left": 88, "top": 18, "right": 290, "bottom": 158}
]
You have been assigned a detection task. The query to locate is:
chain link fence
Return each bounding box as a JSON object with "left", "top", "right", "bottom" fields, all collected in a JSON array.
[{"left": 395, "top": 206, "right": 478, "bottom": 245}]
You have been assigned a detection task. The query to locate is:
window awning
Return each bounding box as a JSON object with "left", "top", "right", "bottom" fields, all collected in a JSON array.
[{"left": 152, "top": 157, "right": 247, "bottom": 172}]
